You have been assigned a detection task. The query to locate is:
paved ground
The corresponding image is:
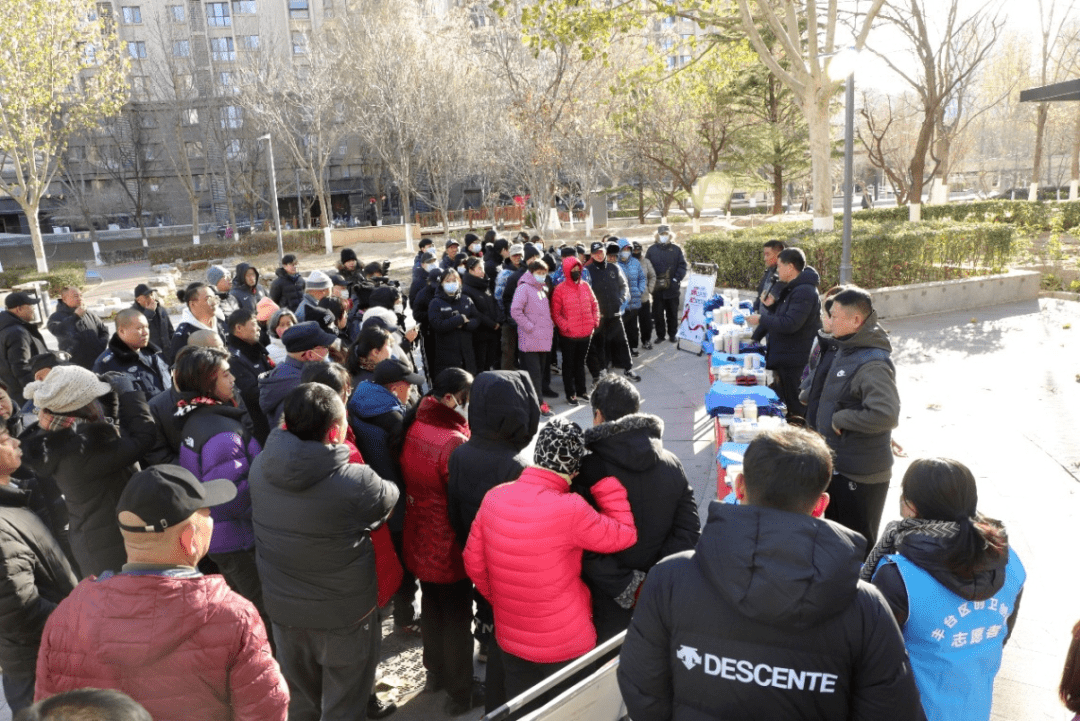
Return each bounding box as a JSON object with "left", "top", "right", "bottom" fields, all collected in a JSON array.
[{"left": 3, "top": 259, "right": 1075, "bottom": 717}]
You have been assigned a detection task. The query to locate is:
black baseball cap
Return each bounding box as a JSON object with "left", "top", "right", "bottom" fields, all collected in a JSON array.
[
  {"left": 606, "top": 242, "right": 621, "bottom": 255},
  {"left": 117, "top": 465, "right": 236, "bottom": 533},
  {"left": 373, "top": 357, "right": 425, "bottom": 386},
  {"left": 590, "top": 241, "right": 605, "bottom": 254},
  {"left": 282, "top": 321, "right": 339, "bottom": 353},
  {"left": 29, "top": 351, "right": 71, "bottom": 376},
  {"left": 134, "top": 283, "right": 153, "bottom": 297},
  {"left": 5, "top": 291, "right": 37, "bottom": 309},
  {"left": 445, "top": 238, "right": 460, "bottom": 249}
]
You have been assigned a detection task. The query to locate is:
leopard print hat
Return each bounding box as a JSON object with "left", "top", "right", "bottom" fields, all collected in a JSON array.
[{"left": 533, "top": 418, "right": 586, "bottom": 477}]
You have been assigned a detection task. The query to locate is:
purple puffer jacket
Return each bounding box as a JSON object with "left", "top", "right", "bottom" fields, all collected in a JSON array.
[
  {"left": 176, "top": 401, "right": 261, "bottom": 554},
  {"left": 511, "top": 271, "right": 555, "bottom": 353}
]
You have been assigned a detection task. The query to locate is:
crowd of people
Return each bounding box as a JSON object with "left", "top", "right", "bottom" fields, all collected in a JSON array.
[{"left": 0, "top": 228, "right": 1036, "bottom": 721}]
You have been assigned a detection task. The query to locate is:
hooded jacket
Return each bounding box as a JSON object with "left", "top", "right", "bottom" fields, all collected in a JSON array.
[
  {"left": 249, "top": 427, "right": 399, "bottom": 627},
  {"left": 170, "top": 306, "right": 227, "bottom": 360},
  {"left": 22, "top": 388, "right": 156, "bottom": 578},
  {"left": 400, "top": 396, "right": 470, "bottom": 584},
  {"left": 428, "top": 285, "right": 480, "bottom": 374},
  {"left": 0, "top": 482, "right": 78, "bottom": 676},
  {"left": 551, "top": 257, "right": 600, "bottom": 339},
  {"left": 806, "top": 311, "right": 899, "bottom": 485},
  {"left": 230, "top": 262, "right": 267, "bottom": 314},
  {"left": 510, "top": 270, "right": 554, "bottom": 353},
  {"left": 754, "top": 266, "right": 822, "bottom": 369},
  {"left": 176, "top": 401, "right": 261, "bottom": 555},
  {"left": 645, "top": 236, "right": 687, "bottom": 300},
  {"left": 36, "top": 570, "right": 288, "bottom": 720},
  {"left": 268, "top": 267, "right": 305, "bottom": 312},
  {"left": 463, "top": 467, "right": 637, "bottom": 664},
  {"left": 46, "top": 300, "right": 109, "bottom": 370},
  {"left": 574, "top": 413, "right": 700, "bottom": 638},
  {"left": 347, "top": 381, "right": 407, "bottom": 531},
  {"left": 462, "top": 270, "right": 502, "bottom": 333},
  {"left": 617, "top": 242, "right": 648, "bottom": 310},
  {"left": 617, "top": 502, "right": 925, "bottom": 721},
  {"left": 447, "top": 371, "right": 538, "bottom": 546},
  {"left": 132, "top": 300, "right": 176, "bottom": 364},
  {"left": 92, "top": 333, "right": 171, "bottom": 398},
  {"left": 0, "top": 311, "right": 49, "bottom": 406}
]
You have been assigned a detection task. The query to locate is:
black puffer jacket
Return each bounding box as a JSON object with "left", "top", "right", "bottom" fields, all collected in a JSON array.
[
  {"left": 0, "top": 482, "right": 78, "bottom": 675},
  {"left": 428, "top": 287, "right": 480, "bottom": 375},
  {"left": 230, "top": 262, "right": 267, "bottom": 314},
  {"left": 586, "top": 258, "right": 630, "bottom": 319},
  {"left": 249, "top": 427, "right": 398, "bottom": 628},
  {"left": 573, "top": 413, "right": 700, "bottom": 640},
  {"left": 754, "top": 266, "right": 821, "bottom": 369},
  {"left": 21, "top": 387, "right": 156, "bottom": 579},
  {"left": 618, "top": 502, "right": 925, "bottom": 721},
  {"left": 462, "top": 271, "right": 502, "bottom": 331},
  {"left": 645, "top": 241, "right": 688, "bottom": 301},
  {"left": 447, "top": 371, "right": 538, "bottom": 546},
  {"left": 144, "top": 386, "right": 183, "bottom": 467},
  {"left": 133, "top": 301, "right": 176, "bottom": 364},
  {"left": 227, "top": 334, "right": 273, "bottom": 445},
  {"left": 0, "top": 311, "right": 48, "bottom": 405},
  {"left": 269, "top": 267, "right": 305, "bottom": 311},
  {"left": 47, "top": 300, "right": 109, "bottom": 370}
]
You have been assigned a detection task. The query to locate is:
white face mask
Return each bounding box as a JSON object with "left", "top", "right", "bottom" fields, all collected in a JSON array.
[
  {"left": 394, "top": 303, "right": 404, "bottom": 313},
  {"left": 458, "top": 266, "right": 467, "bottom": 275},
  {"left": 443, "top": 283, "right": 459, "bottom": 294},
  {"left": 470, "top": 243, "right": 481, "bottom": 253},
  {"left": 455, "top": 401, "right": 468, "bottom": 419},
  {"left": 533, "top": 273, "right": 547, "bottom": 283},
  {"left": 619, "top": 250, "right": 631, "bottom": 261},
  {"left": 424, "top": 263, "right": 436, "bottom": 272},
  {"left": 660, "top": 234, "right": 671, "bottom": 244}
]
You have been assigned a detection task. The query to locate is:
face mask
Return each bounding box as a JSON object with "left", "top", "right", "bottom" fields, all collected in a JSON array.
[
  {"left": 660, "top": 234, "right": 671, "bottom": 243},
  {"left": 470, "top": 243, "right": 481, "bottom": 253},
  {"left": 394, "top": 303, "right": 404, "bottom": 314},
  {"left": 455, "top": 401, "right": 468, "bottom": 419},
  {"left": 619, "top": 251, "right": 631, "bottom": 261},
  {"left": 570, "top": 270, "right": 582, "bottom": 282},
  {"left": 533, "top": 273, "right": 547, "bottom": 283},
  {"left": 458, "top": 266, "right": 466, "bottom": 275},
  {"left": 443, "top": 283, "right": 459, "bottom": 294},
  {"left": 424, "top": 263, "right": 435, "bottom": 272}
]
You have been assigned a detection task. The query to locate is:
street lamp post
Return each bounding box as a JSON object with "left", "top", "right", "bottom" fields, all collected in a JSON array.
[
  {"left": 840, "top": 71, "right": 855, "bottom": 285},
  {"left": 258, "top": 134, "right": 285, "bottom": 260}
]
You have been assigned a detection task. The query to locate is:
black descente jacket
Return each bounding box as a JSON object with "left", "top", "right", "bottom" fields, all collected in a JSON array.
[{"left": 618, "top": 501, "right": 926, "bottom": 721}]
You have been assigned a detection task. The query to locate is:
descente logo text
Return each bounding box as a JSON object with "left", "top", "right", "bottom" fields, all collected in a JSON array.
[{"left": 676, "top": 646, "right": 839, "bottom": 693}]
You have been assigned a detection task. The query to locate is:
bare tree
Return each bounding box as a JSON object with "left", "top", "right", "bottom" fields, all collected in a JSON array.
[{"left": 1028, "top": 0, "right": 1077, "bottom": 199}]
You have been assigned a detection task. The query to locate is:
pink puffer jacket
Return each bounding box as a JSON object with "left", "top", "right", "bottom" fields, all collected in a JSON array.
[
  {"left": 510, "top": 271, "right": 555, "bottom": 353},
  {"left": 36, "top": 572, "right": 288, "bottom": 721},
  {"left": 552, "top": 257, "right": 600, "bottom": 339},
  {"left": 463, "top": 467, "right": 637, "bottom": 663}
]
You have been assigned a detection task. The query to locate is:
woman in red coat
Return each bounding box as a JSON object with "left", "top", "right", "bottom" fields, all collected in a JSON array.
[
  {"left": 551, "top": 256, "right": 600, "bottom": 405},
  {"left": 399, "top": 367, "right": 476, "bottom": 716}
]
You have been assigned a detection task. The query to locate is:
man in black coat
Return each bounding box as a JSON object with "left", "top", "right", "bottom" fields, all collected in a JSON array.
[
  {"left": 92, "top": 309, "right": 171, "bottom": 398},
  {"left": 268, "top": 254, "right": 306, "bottom": 312},
  {"left": 754, "top": 239, "right": 786, "bottom": 313},
  {"left": 225, "top": 309, "right": 273, "bottom": 445},
  {"left": 645, "top": 226, "right": 687, "bottom": 343},
  {"left": 133, "top": 284, "right": 176, "bottom": 365},
  {"left": 585, "top": 241, "right": 639, "bottom": 384},
  {"left": 618, "top": 426, "right": 925, "bottom": 721},
  {"left": 573, "top": 375, "right": 700, "bottom": 642},
  {"left": 747, "top": 247, "right": 821, "bottom": 418},
  {"left": 0, "top": 293, "right": 49, "bottom": 406},
  {"left": 0, "top": 426, "right": 78, "bottom": 713},
  {"left": 46, "top": 287, "right": 109, "bottom": 371}
]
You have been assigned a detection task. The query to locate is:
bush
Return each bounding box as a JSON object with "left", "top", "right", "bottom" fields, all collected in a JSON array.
[
  {"left": 685, "top": 219, "right": 1016, "bottom": 291},
  {"left": 850, "top": 200, "right": 1070, "bottom": 232},
  {"left": 148, "top": 230, "right": 325, "bottom": 266},
  {"left": 0, "top": 262, "right": 88, "bottom": 295}
]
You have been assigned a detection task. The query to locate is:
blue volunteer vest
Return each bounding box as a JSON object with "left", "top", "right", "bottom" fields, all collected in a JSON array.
[{"left": 876, "top": 548, "right": 1025, "bottom": 721}]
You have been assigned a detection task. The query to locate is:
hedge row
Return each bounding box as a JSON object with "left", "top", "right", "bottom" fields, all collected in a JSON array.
[
  {"left": 684, "top": 219, "right": 1017, "bottom": 291},
  {"left": 148, "top": 230, "right": 325, "bottom": 266},
  {"left": 850, "top": 199, "right": 1080, "bottom": 232},
  {"left": 0, "top": 263, "right": 88, "bottom": 295}
]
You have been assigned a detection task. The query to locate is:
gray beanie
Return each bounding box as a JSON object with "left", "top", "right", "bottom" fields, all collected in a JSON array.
[
  {"left": 23, "top": 366, "right": 111, "bottom": 414},
  {"left": 206, "top": 265, "right": 228, "bottom": 286},
  {"left": 533, "top": 418, "right": 586, "bottom": 476},
  {"left": 305, "top": 269, "right": 332, "bottom": 291}
]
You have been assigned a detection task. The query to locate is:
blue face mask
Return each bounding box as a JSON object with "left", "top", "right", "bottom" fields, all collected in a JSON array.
[
  {"left": 619, "top": 251, "right": 631, "bottom": 261},
  {"left": 533, "top": 272, "right": 547, "bottom": 283},
  {"left": 443, "top": 283, "right": 459, "bottom": 294}
]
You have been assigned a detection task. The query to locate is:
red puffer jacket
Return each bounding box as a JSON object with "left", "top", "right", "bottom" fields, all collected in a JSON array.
[
  {"left": 401, "top": 396, "right": 470, "bottom": 584},
  {"left": 552, "top": 256, "right": 600, "bottom": 339},
  {"left": 35, "top": 571, "right": 289, "bottom": 721},
  {"left": 463, "top": 468, "right": 636, "bottom": 664}
]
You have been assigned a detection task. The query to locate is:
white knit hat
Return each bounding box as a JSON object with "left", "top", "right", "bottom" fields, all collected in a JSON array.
[
  {"left": 305, "top": 270, "right": 332, "bottom": 291},
  {"left": 24, "top": 366, "right": 111, "bottom": 413}
]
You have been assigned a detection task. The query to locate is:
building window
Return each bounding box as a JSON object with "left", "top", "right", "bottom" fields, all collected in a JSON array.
[
  {"left": 182, "top": 108, "right": 199, "bottom": 126},
  {"left": 341, "top": 165, "right": 351, "bottom": 178},
  {"left": 232, "top": 0, "right": 256, "bottom": 13},
  {"left": 69, "top": 146, "right": 86, "bottom": 162},
  {"left": 206, "top": 2, "right": 231, "bottom": 26},
  {"left": 127, "top": 41, "right": 147, "bottom": 59},
  {"left": 292, "top": 31, "right": 307, "bottom": 54},
  {"left": 121, "top": 6, "right": 142, "bottom": 23},
  {"left": 168, "top": 4, "right": 184, "bottom": 22},
  {"left": 218, "top": 71, "right": 237, "bottom": 94},
  {"left": 185, "top": 141, "right": 203, "bottom": 159},
  {"left": 131, "top": 75, "right": 149, "bottom": 99},
  {"left": 210, "top": 36, "right": 235, "bottom": 62},
  {"left": 289, "top": 0, "right": 309, "bottom": 19},
  {"left": 174, "top": 73, "right": 194, "bottom": 94},
  {"left": 82, "top": 44, "right": 97, "bottom": 64},
  {"left": 172, "top": 39, "right": 190, "bottom": 57},
  {"left": 221, "top": 106, "right": 243, "bottom": 129},
  {"left": 239, "top": 34, "right": 260, "bottom": 50},
  {"left": 225, "top": 139, "right": 241, "bottom": 159}
]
